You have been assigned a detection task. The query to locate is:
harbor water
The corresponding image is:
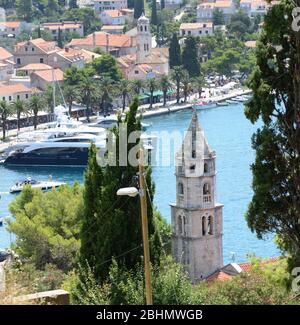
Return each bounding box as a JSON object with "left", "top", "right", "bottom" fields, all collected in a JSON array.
[{"left": 0, "top": 103, "right": 280, "bottom": 263}]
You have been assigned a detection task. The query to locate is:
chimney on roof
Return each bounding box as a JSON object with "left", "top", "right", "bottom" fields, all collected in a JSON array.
[
  {"left": 65, "top": 46, "right": 69, "bottom": 53},
  {"left": 130, "top": 35, "right": 134, "bottom": 47}
]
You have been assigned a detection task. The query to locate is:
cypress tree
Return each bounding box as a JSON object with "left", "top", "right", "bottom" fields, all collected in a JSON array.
[
  {"left": 169, "top": 33, "right": 181, "bottom": 68},
  {"left": 128, "top": 0, "right": 134, "bottom": 8},
  {"left": 80, "top": 98, "right": 161, "bottom": 282},
  {"left": 57, "top": 28, "right": 63, "bottom": 48},
  {"left": 37, "top": 26, "right": 41, "bottom": 38},
  {"left": 161, "top": 0, "right": 165, "bottom": 10},
  {"left": 151, "top": 0, "right": 158, "bottom": 25},
  {"left": 134, "top": 0, "right": 144, "bottom": 19},
  {"left": 80, "top": 143, "right": 103, "bottom": 272},
  {"left": 181, "top": 36, "right": 200, "bottom": 77}
]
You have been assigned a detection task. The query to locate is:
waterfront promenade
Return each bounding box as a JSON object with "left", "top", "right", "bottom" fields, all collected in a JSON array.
[{"left": 0, "top": 87, "right": 251, "bottom": 154}]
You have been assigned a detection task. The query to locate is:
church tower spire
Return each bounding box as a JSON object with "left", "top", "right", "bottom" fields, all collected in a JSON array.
[
  {"left": 171, "top": 110, "right": 224, "bottom": 282},
  {"left": 136, "top": 13, "right": 152, "bottom": 64}
]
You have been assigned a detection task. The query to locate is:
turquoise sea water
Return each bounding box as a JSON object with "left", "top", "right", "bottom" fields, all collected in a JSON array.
[{"left": 0, "top": 103, "right": 280, "bottom": 263}]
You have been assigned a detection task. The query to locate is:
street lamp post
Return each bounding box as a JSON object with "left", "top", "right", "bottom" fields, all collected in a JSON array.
[{"left": 116, "top": 148, "right": 153, "bottom": 305}]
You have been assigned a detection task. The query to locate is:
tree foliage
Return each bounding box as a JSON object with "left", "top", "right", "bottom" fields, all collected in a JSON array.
[
  {"left": 80, "top": 98, "right": 163, "bottom": 282},
  {"left": 91, "top": 54, "right": 122, "bottom": 82},
  {"left": 169, "top": 33, "right": 181, "bottom": 69},
  {"left": 181, "top": 36, "right": 200, "bottom": 77},
  {"left": 244, "top": 0, "right": 300, "bottom": 273},
  {"left": 134, "top": 0, "right": 144, "bottom": 19},
  {"left": 8, "top": 184, "right": 83, "bottom": 271}
]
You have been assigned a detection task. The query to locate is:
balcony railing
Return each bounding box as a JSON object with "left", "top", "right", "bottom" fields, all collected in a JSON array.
[{"left": 203, "top": 195, "right": 212, "bottom": 203}]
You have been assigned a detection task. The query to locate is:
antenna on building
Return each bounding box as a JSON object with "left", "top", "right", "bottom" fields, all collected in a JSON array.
[{"left": 230, "top": 252, "right": 236, "bottom": 263}]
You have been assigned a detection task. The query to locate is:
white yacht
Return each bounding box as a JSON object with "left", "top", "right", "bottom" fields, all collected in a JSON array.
[
  {"left": 90, "top": 115, "right": 150, "bottom": 131},
  {"left": 3, "top": 139, "right": 107, "bottom": 167},
  {"left": 10, "top": 177, "right": 66, "bottom": 194}
]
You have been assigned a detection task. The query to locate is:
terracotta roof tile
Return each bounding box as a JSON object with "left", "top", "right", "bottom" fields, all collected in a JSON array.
[
  {"left": 68, "top": 32, "right": 134, "bottom": 48},
  {"left": 0, "top": 84, "right": 32, "bottom": 95},
  {"left": 32, "top": 68, "right": 64, "bottom": 82},
  {"left": 18, "top": 63, "right": 52, "bottom": 71},
  {"left": 102, "top": 10, "right": 124, "bottom": 18},
  {"left": 206, "top": 271, "right": 233, "bottom": 283},
  {"left": 0, "top": 21, "right": 21, "bottom": 28},
  {"left": 43, "top": 22, "right": 83, "bottom": 30},
  {"left": 0, "top": 47, "right": 13, "bottom": 61}
]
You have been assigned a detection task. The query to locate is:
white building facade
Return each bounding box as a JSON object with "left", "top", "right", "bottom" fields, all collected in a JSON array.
[
  {"left": 94, "top": 0, "right": 127, "bottom": 15},
  {"left": 180, "top": 22, "right": 214, "bottom": 37},
  {"left": 171, "top": 111, "right": 223, "bottom": 282}
]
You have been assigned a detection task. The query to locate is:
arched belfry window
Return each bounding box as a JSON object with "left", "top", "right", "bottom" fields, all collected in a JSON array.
[
  {"left": 202, "top": 216, "right": 206, "bottom": 236},
  {"left": 178, "top": 215, "right": 182, "bottom": 235},
  {"left": 208, "top": 216, "right": 213, "bottom": 235},
  {"left": 204, "top": 163, "right": 209, "bottom": 173},
  {"left": 140, "top": 26, "right": 143, "bottom": 32},
  {"left": 183, "top": 216, "right": 187, "bottom": 236},
  {"left": 203, "top": 183, "right": 211, "bottom": 195},
  {"left": 178, "top": 183, "right": 184, "bottom": 195},
  {"left": 145, "top": 25, "right": 147, "bottom": 32}
]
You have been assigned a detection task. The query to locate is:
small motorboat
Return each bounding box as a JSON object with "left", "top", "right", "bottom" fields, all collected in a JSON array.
[
  {"left": 10, "top": 177, "right": 66, "bottom": 194},
  {"left": 216, "top": 101, "right": 229, "bottom": 106},
  {"left": 0, "top": 217, "right": 3, "bottom": 226},
  {"left": 226, "top": 99, "right": 238, "bottom": 104}
]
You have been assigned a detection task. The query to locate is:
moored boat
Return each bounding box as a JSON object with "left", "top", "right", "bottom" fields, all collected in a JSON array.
[
  {"left": 10, "top": 177, "right": 67, "bottom": 193},
  {"left": 216, "top": 101, "right": 229, "bottom": 106}
]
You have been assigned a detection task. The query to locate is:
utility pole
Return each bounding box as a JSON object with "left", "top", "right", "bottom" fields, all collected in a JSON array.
[{"left": 138, "top": 148, "right": 153, "bottom": 305}]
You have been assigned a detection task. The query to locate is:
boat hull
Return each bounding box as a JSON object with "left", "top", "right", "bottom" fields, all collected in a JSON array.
[{"left": 4, "top": 147, "right": 90, "bottom": 167}]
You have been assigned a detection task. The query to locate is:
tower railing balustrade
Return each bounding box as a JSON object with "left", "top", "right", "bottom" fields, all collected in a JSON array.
[{"left": 203, "top": 194, "right": 212, "bottom": 204}]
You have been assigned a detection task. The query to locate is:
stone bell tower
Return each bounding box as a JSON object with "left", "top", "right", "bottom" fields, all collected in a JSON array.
[
  {"left": 170, "top": 111, "right": 223, "bottom": 283},
  {"left": 136, "top": 13, "right": 152, "bottom": 64}
]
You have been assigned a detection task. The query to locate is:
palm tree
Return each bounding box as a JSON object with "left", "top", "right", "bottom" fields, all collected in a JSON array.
[
  {"left": 11, "top": 98, "right": 28, "bottom": 131},
  {"left": 0, "top": 100, "right": 13, "bottom": 140},
  {"left": 131, "top": 79, "right": 144, "bottom": 95},
  {"left": 181, "top": 70, "right": 192, "bottom": 103},
  {"left": 79, "top": 75, "right": 98, "bottom": 122},
  {"left": 192, "top": 74, "right": 206, "bottom": 99},
  {"left": 29, "top": 95, "right": 45, "bottom": 130},
  {"left": 63, "top": 85, "right": 80, "bottom": 117},
  {"left": 171, "top": 66, "right": 184, "bottom": 104},
  {"left": 99, "top": 77, "right": 115, "bottom": 116},
  {"left": 118, "top": 79, "right": 131, "bottom": 112},
  {"left": 147, "top": 78, "right": 157, "bottom": 109},
  {"left": 160, "top": 75, "right": 172, "bottom": 107}
]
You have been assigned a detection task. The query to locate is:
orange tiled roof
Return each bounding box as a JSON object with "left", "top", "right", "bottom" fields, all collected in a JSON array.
[
  {"left": 56, "top": 48, "right": 84, "bottom": 61},
  {"left": 0, "top": 84, "right": 32, "bottom": 95},
  {"left": 68, "top": 32, "right": 134, "bottom": 48},
  {"left": 239, "top": 257, "right": 280, "bottom": 273},
  {"left": 0, "top": 21, "right": 21, "bottom": 28},
  {"left": 102, "top": 9, "right": 124, "bottom": 18},
  {"left": 18, "top": 63, "right": 52, "bottom": 71},
  {"left": 43, "top": 22, "right": 82, "bottom": 30},
  {"left": 207, "top": 257, "right": 281, "bottom": 283},
  {"left": 215, "top": 0, "right": 233, "bottom": 7},
  {"left": 32, "top": 68, "right": 64, "bottom": 82},
  {"left": 0, "top": 47, "right": 13, "bottom": 61},
  {"left": 206, "top": 271, "right": 233, "bottom": 283},
  {"left": 15, "top": 38, "right": 58, "bottom": 54}
]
